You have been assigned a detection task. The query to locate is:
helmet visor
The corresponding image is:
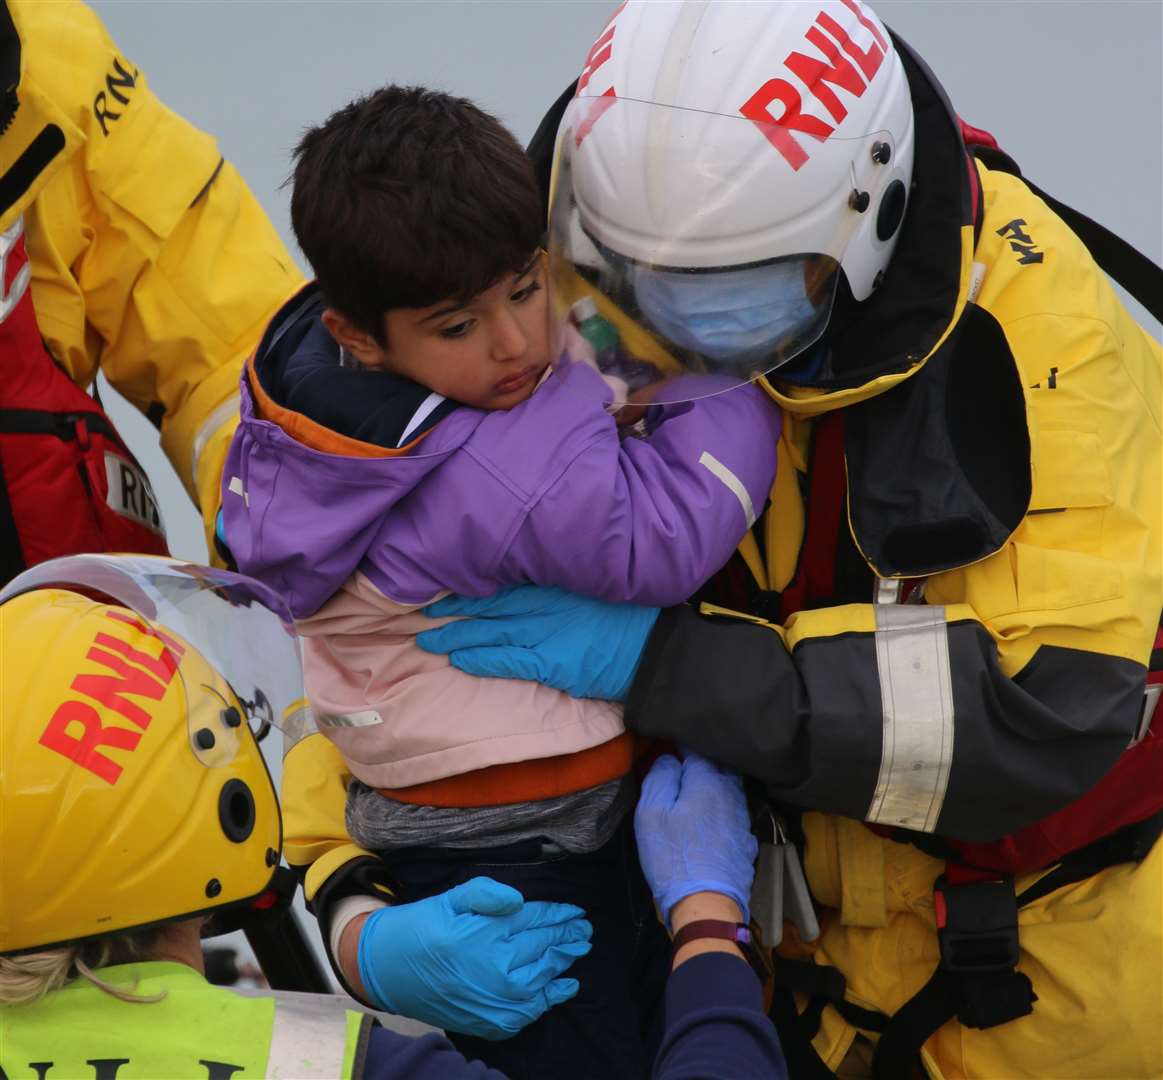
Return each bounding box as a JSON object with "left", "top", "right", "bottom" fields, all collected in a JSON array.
[
  {"left": 0, "top": 555, "right": 306, "bottom": 764},
  {"left": 548, "top": 95, "right": 896, "bottom": 405}
]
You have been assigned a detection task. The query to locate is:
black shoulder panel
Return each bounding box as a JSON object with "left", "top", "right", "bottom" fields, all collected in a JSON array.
[
  {"left": 822, "top": 33, "right": 969, "bottom": 390},
  {"left": 0, "top": 0, "right": 19, "bottom": 134},
  {"left": 527, "top": 79, "right": 578, "bottom": 227},
  {"left": 845, "top": 303, "right": 1030, "bottom": 577}
]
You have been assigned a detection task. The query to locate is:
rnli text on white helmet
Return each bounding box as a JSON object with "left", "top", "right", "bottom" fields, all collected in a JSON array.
[{"left": 547, "top": 0, "right": 916, "bottom": 401}]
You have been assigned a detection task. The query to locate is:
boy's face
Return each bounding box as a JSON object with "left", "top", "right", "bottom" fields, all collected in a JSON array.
[{"left": 328, "top": 256, "right": 551, "bottom": 411}]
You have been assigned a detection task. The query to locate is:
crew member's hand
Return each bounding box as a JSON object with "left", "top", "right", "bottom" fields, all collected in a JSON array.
[
  {"left": 634, "top": 752, "right": 758, "bottom": 926},
  {"left": 416, "top": 585, "right": 659, "bottom": 702},
  {"left": 357, "top": 877, "right": 592, "bottom": 1040}
]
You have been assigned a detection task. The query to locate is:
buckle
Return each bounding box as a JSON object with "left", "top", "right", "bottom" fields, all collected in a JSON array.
[{"left": 933, "top": 875, "right": 1020, "bottom": 974}]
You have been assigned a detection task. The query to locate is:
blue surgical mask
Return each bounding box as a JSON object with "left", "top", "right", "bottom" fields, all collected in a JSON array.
[{"left": 633, "top": 260, "right": 824, "bottom": 369}]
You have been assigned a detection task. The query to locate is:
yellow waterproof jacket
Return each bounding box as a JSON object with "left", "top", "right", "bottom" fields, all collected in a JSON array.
[
  {"left": 280, "top": 716, "right": 399, "bottom": 995},
  {"left": 799, "top": 814, "right": 1162, "bottom": 1078},
  {"left": 0, "top": 0, "right": 304, "bottom": 546},
  {"left": 624, "top": 37, "right": 1162, "bottom": 1079}
]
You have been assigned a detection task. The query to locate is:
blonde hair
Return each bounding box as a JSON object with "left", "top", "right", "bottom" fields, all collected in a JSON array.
[{"left": 0, "top": 929, "right": 164, "bottom": 1007}]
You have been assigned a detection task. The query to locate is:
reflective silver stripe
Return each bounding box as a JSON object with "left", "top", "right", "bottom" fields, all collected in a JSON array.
[
  {"left": 281, "top": 701, "right": 318, "bottom": 756},
  {"left": 227, "top": 475, "right": 249, "bottom": 506},
  {"left": 698, "top": 451, "right": 757, "bottom": 528},
  {"left": 874, "top": 576, "right": 902, "bottom": 605},
  {"left": 866, "top": 605, "right": 955, "bottom": 833},
  {"left": 264, "top": 992, "right": 351, "bottom": 1079},
  {"left": 1131, "top": 684, "right": 1161, "bottom": 747},
  {"left": 190, "top": 395, "right": 240, "bottom": 485},
  {"left": 316, "top": 709, "right": 383, "bottom": 729}
]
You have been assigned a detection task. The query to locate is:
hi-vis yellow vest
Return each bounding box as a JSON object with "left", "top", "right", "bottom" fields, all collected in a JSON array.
[{"left": 0, "top": 962, "right": 370, "bottom": 1079}]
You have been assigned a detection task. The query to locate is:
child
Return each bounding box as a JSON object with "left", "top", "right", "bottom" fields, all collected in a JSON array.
[{"left": 222, "top": 86, "right": 780, "bottom": 1079}]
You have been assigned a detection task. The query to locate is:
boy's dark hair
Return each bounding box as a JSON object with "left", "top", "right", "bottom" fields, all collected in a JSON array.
[{"left": 290, "top": 86, "right": 543, "bottom": 345}]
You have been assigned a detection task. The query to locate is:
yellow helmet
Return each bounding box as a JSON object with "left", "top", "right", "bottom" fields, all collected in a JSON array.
[{"left": 0, "top": 555, "right": 304, "bottom": 955}]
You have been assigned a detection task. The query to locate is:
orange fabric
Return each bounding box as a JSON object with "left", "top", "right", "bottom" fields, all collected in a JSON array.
[
  {"left": 245, "top": 353, "right": 431, "bottom": 458},
  {"left": 381, "top": 733, "right": 636, "bottom": 808}
]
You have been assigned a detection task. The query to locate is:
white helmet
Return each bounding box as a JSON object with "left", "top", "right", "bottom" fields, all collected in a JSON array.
[{"left": 548, "top": 0, "right": 915, "bottom": 402}]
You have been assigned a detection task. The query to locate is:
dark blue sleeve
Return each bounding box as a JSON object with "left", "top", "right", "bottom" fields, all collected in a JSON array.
[
  {"left": 653, "top": 953, "right": 788, "bottom": 1080},
  {"left": 361, "top": 1025, "right": 509, "bottom": 1079}
]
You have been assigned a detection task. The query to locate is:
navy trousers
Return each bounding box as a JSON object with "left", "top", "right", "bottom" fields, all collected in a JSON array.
[{"left": 382, "top": 813, "right": 672, "bottom": 1080}]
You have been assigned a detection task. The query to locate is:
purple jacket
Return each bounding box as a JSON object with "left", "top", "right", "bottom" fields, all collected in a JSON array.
[{"left": 223, "top": 310, "right": 780, "bottom": 621}]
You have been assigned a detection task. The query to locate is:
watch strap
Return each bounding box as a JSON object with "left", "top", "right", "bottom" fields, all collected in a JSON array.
[{"left": 671, "top": 919, "right": 770, "bottom": 984}]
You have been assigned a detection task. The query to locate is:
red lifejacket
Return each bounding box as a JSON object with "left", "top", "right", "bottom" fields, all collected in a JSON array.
[{"left": 0, "top": 217, "right": 167, "bottom": 585}]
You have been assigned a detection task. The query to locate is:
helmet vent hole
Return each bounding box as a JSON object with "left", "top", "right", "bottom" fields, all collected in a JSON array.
[
  {"left": 876, "top": 180, "right": 908, "bottom": 242},
  {"left": 219, "top": 779, "right": 256, "bottom": 843}
]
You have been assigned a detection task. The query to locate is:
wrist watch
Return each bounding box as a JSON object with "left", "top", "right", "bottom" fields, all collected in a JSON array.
[{"left": 670, "top": 919, "right": 771, "bottom": 984}]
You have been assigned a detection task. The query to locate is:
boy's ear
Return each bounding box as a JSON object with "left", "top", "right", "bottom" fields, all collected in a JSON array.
[{"left": 321, "top": 308, "right": 389, "bottom": 368}]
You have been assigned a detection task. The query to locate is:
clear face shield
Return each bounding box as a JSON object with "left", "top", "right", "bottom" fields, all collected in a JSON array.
[
  {"left": 0, "top": 554, "right": 306, "bottom": 765},
  {"left": 548, "top": 95, "right": 896, "bottom": 406}
]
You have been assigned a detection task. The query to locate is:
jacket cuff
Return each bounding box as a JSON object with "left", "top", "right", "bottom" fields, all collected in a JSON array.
[{"left": 305, "top": 855, "right": 398, "bottom": 1003}]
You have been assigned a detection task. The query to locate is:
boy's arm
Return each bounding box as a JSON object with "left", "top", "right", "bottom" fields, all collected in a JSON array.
[{"left": 486, "top": 365, "right": 781, "bottom": 606}]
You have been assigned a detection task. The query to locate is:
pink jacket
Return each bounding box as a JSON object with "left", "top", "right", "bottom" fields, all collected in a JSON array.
[{"left": 297, "top": 573, "right": 625, "bottom": 791}]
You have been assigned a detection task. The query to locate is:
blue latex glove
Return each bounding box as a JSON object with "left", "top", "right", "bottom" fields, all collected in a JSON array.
[
  {"left": 634, "top": 753, "right": 758, "bottom": 926},
  {"left": 416, "top": 585, "right": 660, "bottom": 702},
  {"left": 358, "top": 876, "right": 593, "bottom": 1040}
]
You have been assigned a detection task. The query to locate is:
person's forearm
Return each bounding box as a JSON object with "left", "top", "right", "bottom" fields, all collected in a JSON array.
[
  {"left": 655, "top": 895, "right": 788, "bottom": 1080},
  {"left": 659, "top": 894, "right": 786, "bottom": 1079},
  {"left": 654, "top": 952, "right": 788, "bottom": 1080}
]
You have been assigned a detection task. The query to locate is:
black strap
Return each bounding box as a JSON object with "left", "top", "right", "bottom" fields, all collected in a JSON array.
[
  {"left": 768, "top": 985, "right": 842, "bottom": 1080},
  {"left": 0, "top": 449, "right": 25, "bottom": 585},
  {"left": 1017, "top": 809, "right": 1163, "bottom": 909},
  {"left": 0, "top": 406, "right": 119, "bottom": 442},
  {"left": 203, "top": 866, "right": 331, "bottom": 994},
  {"left": 777, "top": 812, "right": 1163, "bottom": 1077},
  {"left": 869, "top": 967, "right": 1036, "bottom": 1080},
  {"left": 526, "top": 78, "right": 578, "bottom": 226},
  {"left": 972, "top": 145, "right": 1163, "bottom": 323},
  {"left": 869, "top": 815, "right": 1163, "bottom": 1078}
]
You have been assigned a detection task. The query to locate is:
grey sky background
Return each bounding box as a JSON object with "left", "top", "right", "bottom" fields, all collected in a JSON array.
[
  {"left": 83, "top": 0, "right": 1161, "bottom": 983},
  {"left": 91, "top": 0, "right": 1163, "bottom": 568}
]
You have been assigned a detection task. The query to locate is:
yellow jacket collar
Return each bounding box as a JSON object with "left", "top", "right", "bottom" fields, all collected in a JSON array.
[{"left": 0, "top": 1, "right": 80, "bottom": 228}]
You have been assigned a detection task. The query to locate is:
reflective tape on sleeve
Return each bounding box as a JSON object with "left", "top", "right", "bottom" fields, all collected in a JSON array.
[
  {"left": 280, "top": 700, "right": 319, "bottom": 757},
  {"left": 866, "top": 605, "right": 955, "bottom": 833},
  {"left": 698, "top": 451, "right": 757, "bottom": 527},
  {"left": 190, "top": 394, "right": 240, "bottom": 485}
]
